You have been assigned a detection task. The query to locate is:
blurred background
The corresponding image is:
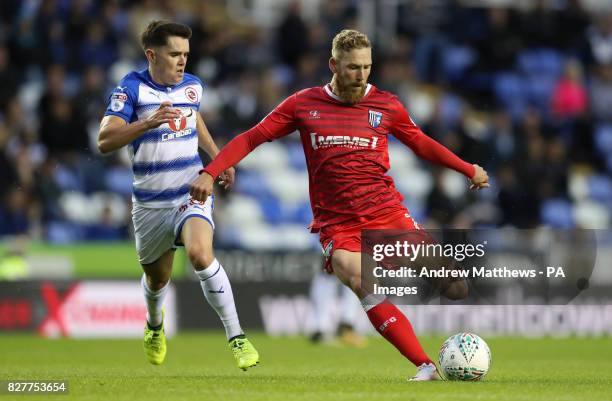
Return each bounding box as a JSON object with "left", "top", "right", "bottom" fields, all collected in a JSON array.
[{"left": 0, "top": 0, "right": 611, "bottom": 338}]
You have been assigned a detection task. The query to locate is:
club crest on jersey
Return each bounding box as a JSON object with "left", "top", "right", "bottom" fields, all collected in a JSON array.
[
  {"left": 368, "top": 110, "right": 382, "bottom": 128},
  {"left": 185, "top": 86, "right": 198, "bottom": 103}
]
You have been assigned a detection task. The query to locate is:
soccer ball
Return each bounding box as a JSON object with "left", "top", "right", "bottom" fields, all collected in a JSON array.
[{"left": 439, "top": 332, "right": 491, "bottom": 381}]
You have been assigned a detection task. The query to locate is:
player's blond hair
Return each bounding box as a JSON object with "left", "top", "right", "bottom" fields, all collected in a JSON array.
[{"left": 331, "top": 29, "right": 371, "bottom": 58}]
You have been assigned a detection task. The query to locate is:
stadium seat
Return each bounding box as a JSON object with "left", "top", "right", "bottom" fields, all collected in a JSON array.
[
  {"left": 441, "top": 45, "right": 475, "bottom": 83},
  {"left": 392, "top": 167, "right": 433, "bottom": 204},
  {"left": 594, "top": 124, "right": 612, "bottom": 157},
  {"left": 388, "top": 142, "right": 417, "bottom": 171},
  {"left": 220, "top": 195, "right": 265, "bottom": 228},
  {"left": 441, "top": 170, "right": 468, "bottom": 199},
  {"left": 104, "top": 166, "right": 133, "bottom": 197},
  {"left": 235, "top": 223, "right": 278, "bottom": 250},
  {"left": 526, "top": 75, "right": 557, "bottom": 116},
  {"left": 234, "top": 170, "right": 274, "bottom": 198},
  {"left": 517, "top": 49, "right": 563, "bottom": 78},
  {"left": 263, "top": 169, "right": 309, "bottom": 203},
  {"left": 257, "top": 196, "right": 284, "bottom": 225},
  {"left": 236, "top": 223, "right": 317, "bottom": 250},
  {"left": 285, "top": 141, "right": 307, "bottom": 170},
  {"left": 59, "top": 192, "right": 92, "bottom": 223},
  {"left": 573, "top": 200, "right": 610, "bottom": 229},
  {"left": 289, "top": 201, "right": 313, "bottom": 225},
  {"left": 540, "top": 198, "right": 574, "bottom": 228},
  {"left": 239, "top": 141, "right": 290, "bottom": 171},
  {"left": 587, "top": 175, "right": 612, "bottom": 204},
  {"left": 46, "top": 221, "right": 84, "bottom": 244},
  {"left": 438, "top": 93, "right": 464, "bottom": 129},
  {"left": 568, "top": 172, "right": 589, "bottom": 201},
  {"left": 54, "top": 164, "right": 86, "bottom": 192},
  {"left": 493, "top": 73, "right": 528, "bottom": 120}
]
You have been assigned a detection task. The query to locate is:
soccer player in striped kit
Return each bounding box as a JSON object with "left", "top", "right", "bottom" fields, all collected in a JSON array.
[
  {"left": 97, "top": 20, "right": 259, "bottom": 369},
  {"left": 193, "top": 29, "right": 489, "bottom": 381}
]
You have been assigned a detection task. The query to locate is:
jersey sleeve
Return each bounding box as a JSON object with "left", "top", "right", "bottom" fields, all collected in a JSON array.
[
  {"left": 390, "top": 99, "right": 475, "bottom": 178},
  {"left": 104, "top": 77, "right": 138, "bottom": 123},
  {"left": 202, "top": 94, "right": 298, "bottom": 178}
]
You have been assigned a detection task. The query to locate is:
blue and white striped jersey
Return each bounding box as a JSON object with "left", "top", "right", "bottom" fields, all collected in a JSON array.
[{"left": 104, "top": 69, "right": 203, "bottom": 208}]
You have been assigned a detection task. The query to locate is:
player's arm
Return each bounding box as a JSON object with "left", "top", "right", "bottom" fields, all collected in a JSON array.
[
  {"left": 189, "top": 94, "right": 299, "bottom": 201},
  {"left": 195, "top": 112, "right": 235, "bottom": 189},
  {"left": 97, "top": 102, "right": 181, "bottom": 154},
  {"left": 391, "top": 104, "right": 489, "bottom": 190}
]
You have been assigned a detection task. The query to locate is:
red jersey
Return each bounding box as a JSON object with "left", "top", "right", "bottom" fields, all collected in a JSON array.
[{"left": 204, "top": 84, "right": 475, "bottom": 233}]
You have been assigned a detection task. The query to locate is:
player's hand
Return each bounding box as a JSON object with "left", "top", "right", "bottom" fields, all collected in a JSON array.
[
  {"left": 190, "top": 172, "right": 215, "bottom": 202},
  {"left": 218, "top": 167, "right": 235, "bottom": 190},
  {"left": 145, "top": 101, "right": 181, "bottom": 129},
  {"left": 469, "top": 164, "right": 489, "bottom": 190}
]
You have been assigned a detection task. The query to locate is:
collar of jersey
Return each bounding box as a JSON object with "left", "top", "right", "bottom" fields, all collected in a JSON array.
[
  {"left": 323, "top": 83, "right": 373, "bottom": 103},
  {"left": 141, "top": 69, "right": 183, "bottom": 92}
]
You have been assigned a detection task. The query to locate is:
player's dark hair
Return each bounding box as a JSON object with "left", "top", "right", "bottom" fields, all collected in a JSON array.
[{"left": 141, "top": 20, "right": 192, "bottom": 49}]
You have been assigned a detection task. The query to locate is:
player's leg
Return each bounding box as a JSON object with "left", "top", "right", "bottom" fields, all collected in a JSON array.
[
  {"left": 140, "top": 249, "right": 174, "bottom": 365},
  {"left": 337, "top": 283, "right": 367, "bottom": 347},
  {"left": 142, "top": 249, "right": 174, "bottom": 326},
  {"left": 309, "top": 271, "right": 337, "bottom": 342},
  {"left": 133, "top": 205, "right": 178, "bottom": 365},
  {"left": 331, "top": 249, "right": 439, "bottom": 380},
  {"left": 180, "top": 216, "right": 259, "bottom": 370}
]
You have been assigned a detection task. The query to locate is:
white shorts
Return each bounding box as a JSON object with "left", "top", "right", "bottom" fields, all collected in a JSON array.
[{"left": 132, "top": 195, "right": 215, "bottom": 265}]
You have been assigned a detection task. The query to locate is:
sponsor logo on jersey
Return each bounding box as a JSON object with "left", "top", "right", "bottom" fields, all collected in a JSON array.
[
  {"left": 169, "top": 113, "right": 187, "bottom": 132},
  {"left": 310, "top": 133, "right": 378, "bottom": 150},
  {"left": 162, "top": 109, "right": 194, "bottom": 141},
  {"left": 161, "top": 128, "right": 192, "bottom": 142},
  {"left": 368, "top": 110, "right": 383, "bottom": 128},
  {"left": 185, "top": 86, "right": 198, "bottom": 103}
]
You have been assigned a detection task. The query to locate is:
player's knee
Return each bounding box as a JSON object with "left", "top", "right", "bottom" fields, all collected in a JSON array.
[
  {"left": 187, "top": 243, "right": 215, "bottom": 270},
  {"left": 145, "top": 275, "right": 169, "bottom": 291},
  {"left": 331, "top": 253, "right": 363, "bottom": 295}
]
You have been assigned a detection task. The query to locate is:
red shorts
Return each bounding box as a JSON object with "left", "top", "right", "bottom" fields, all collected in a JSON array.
[{"left": 319, "top": 209, "right": 423, "bottom": 273}]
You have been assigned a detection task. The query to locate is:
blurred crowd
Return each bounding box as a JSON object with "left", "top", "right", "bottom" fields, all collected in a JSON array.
[{"left": 0, "top": 0, "right": 611, "bottom": 247}]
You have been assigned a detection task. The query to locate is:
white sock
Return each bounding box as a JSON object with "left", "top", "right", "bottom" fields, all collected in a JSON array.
[
  {"left": 195, "top": 259, "right": 243, "bottom": 340},
  {"left": 141, "top": 274, "right": 169, "bottom": 327},
  {"left": 359, "top": 293, "right": 385, "bottom": 312}
]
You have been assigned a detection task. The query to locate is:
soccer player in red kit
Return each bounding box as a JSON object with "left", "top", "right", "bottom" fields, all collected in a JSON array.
[{"left": 191, "top": 29, "right": 489, "bottom": 381}]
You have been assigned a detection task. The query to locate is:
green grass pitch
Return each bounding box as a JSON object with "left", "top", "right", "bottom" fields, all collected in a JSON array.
[{"left": 1, "top": 332, "right": 611, "bottom": 401}]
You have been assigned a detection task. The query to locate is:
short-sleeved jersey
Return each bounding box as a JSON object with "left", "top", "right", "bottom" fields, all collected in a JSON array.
[
  {"left": 104, "top": 69, "right": 204, "bottom": 208},
  {"left": 257, "top": 84, "right": 420, "bottom": 232}
]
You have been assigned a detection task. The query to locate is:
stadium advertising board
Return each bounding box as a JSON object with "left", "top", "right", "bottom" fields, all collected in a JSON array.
[{"left": 0, "top": 281, "right": 177, "bottom": 338}]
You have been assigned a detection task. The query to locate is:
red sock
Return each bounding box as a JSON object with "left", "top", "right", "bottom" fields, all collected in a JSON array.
[{"left": 366, "top": 301, "right": 432, "bottom": 366}]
